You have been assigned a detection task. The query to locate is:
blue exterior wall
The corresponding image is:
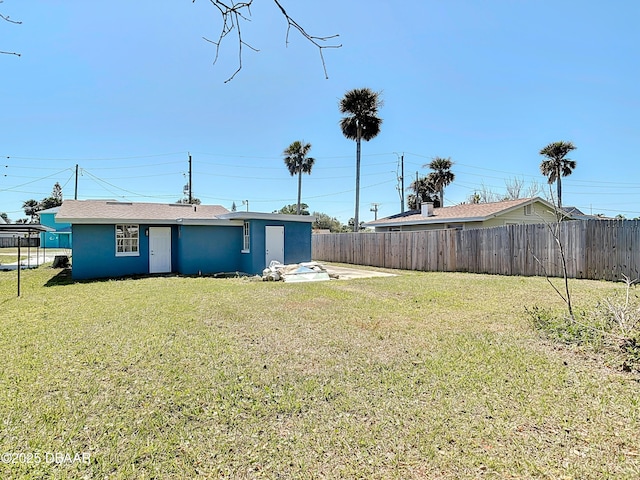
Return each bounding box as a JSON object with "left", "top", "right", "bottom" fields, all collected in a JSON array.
[
  {"left": 40, "top": 212, "right": 72, "bottom": 248},
  {"left": 177, "top": 225, "right": 242, "bottom": 275},
  {"left": 71, "top": 224, "right": 178, "bottom": 280},
  {"left": 71, "top": 219, "right": 312, "bottom": 279},
  {"left": 171, "top": 227, "right": 180, "bottom": 272},
  {"left": 241, "top": 220, "right": 312, "bottom": 274}
]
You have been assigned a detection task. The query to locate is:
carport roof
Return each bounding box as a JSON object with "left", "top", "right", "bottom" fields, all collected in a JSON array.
[{"left": 0, "top": 224, "right": 54, "bottom": 233}]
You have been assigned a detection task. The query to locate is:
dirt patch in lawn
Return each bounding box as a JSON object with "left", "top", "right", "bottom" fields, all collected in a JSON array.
[{"left": 321, "top": 263, "right": 398, "bottom": 280}]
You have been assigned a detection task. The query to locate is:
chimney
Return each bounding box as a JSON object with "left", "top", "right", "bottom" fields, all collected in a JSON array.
[{"left": 421, "top": 202, "right": 434, "bottom": 217}]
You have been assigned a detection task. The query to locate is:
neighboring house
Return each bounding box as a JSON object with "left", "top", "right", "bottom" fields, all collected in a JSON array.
[
  {"left": 364, "top": 197, "right": 571, "bottom": 232},
  {"left": 56, "top": 200, "right": 314, "bottom": 280},
  {"left": 562, "top": 206, "right": 611, "bottom": 220},
  {"left": 39, "top": 206, "right": 72, "bottom": 248}
]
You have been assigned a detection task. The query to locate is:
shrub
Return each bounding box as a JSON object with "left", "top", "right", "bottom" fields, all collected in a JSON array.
[{"left": 527, "top": 276, "right": 640, "bottom": 372}]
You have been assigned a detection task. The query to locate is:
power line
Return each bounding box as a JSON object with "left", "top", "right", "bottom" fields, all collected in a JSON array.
[
  {"left": 0, "top": 167, "right": 74, "bottom": 193},
  {"left": 4, "top": 152, "right": 187, "bottom": 162}
]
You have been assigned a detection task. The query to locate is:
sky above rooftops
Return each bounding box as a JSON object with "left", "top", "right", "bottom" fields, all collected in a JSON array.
[{"left": 1, "top": 1, "right": 639, "bottom": 223}]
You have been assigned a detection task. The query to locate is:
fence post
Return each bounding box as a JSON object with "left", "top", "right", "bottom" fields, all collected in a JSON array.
[{"left": 17, "top": 235, "right": 21, "bottom": 297}]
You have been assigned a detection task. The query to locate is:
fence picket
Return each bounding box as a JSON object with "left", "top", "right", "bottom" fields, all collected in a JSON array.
[{"left": 312, "top": 220, "right": 640, "bottom": 282}]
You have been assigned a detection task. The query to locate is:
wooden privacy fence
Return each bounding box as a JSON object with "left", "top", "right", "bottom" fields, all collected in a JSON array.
[{"left": 312, "top": 220, "right": 640, "bottom": 282}]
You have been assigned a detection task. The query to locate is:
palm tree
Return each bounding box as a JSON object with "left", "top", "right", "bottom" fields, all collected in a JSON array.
[
  {"left": 407, "top": 175, "right": 439, "bottom": 210},
  {"left": 339, "top": 88, "right": 383, "bottom": 231},
  {"left": 539, "top": 141, "right": 577, "bottom": 209},
  {"left": 424, "top": 157, "right": 455, "bottom": 206},
  {"left": 283, "top": 140, "right": 315, "bottom": 215}
]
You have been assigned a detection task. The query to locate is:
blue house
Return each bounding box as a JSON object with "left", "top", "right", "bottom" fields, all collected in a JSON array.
[
  {"left": 56, "top": 200, "right": 314, "bottom": 280},
  {"left": 39, "top": 206, "right": 73, "bottom": 248}
]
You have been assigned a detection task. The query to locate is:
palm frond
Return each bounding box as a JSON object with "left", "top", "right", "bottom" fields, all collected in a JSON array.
[
  {"left": 539, "top": 141, "right": 576, "bottom": 182},
  {"left": 283, "top": 141, "right": 315, "bottom": 176},
  {"left": 339, "top": 87, "right": 383, "bottom": 142}
]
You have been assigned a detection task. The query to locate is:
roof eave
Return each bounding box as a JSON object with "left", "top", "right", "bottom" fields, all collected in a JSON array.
[
  {"left": 56, "top": 217, "right": 245, "bottom": 226},
  {"left": 365, "top": 216, "right": 486, "bottom": 228},
  {"left": 177, "top": 218, "right": 243, "bottom": 226},
  {"left": 56, "top": 217, "right": 178, "bottom": 225},
  {"left": 219, "top": 212, "right": 316, "bottom": 223}
]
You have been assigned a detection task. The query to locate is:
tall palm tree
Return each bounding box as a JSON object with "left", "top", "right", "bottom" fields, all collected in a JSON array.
[
  {"left": 283, "top": 140, "right": 315, "bottom": 215},
  {"left": 339, "top": 88, "right": 383, "bottom": 231},
  {"left": 424, "top": 157, "right": 455, "bottom": 207},
  {"left": 539, "top": 141, "right": 577, "bottom": 209}
]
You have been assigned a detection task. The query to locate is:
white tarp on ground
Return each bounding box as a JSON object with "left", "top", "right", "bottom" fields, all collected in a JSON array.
[{"left": 262, "top": 261, "right": 332, "bottom": 283}]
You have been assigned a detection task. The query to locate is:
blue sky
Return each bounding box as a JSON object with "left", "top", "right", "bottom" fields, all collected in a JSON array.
[{"left": 2, "top": 1, "right": 639, "bottom": 223}]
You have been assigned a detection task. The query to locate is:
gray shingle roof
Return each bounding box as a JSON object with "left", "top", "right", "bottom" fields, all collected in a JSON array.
[
  {"left": 365, "top": 197, "right": 562, "bottom": 227},
  {"left": 57, "top": 200, "right": 229, "bottom": 223}
]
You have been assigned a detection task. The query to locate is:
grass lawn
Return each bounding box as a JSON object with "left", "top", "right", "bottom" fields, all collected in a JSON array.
[{"left": 1, "top": 265, "right": 639, "bottom": 479}]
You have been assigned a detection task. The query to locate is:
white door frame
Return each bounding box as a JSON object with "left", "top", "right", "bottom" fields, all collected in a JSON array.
[
  {"left": 149, "top": 227, "right": 172, "bottom": 274},
  {"left": 265, "top": 225, "right": 284, "bottom": 268}
]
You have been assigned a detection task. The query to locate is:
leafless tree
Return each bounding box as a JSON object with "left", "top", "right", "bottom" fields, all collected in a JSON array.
[
  {"left": 197, "top": 0, "right": 341, "bottom": 82},
  {"left": 504, "top": 176, "right": 543, "bottom": 200},
  {"left": 529, "top": 202, "right": 575, "bottom": 321},
  {"left": 471, "top": 177, "right": 544, "bottom": 204},
  {"left": 1, "top": 0, "right": 21, "bottom": 56},
  {"left": 470, "top": 182, "right": 502, "bottom": 204}
]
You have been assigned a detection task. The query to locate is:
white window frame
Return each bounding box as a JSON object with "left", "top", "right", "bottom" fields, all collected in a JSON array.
[
  {"left": 242, "top": 221, "right": 250, "bottom": 253},
  {"left": 524, "top": 204, "right": 533, "bottom": 216},
  {"left": 115, "top": 224, "right": 140, "bottom": 257}
]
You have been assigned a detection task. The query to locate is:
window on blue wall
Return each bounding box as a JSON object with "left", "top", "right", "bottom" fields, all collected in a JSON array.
[
  {"left": 115, "top": 224, "right": 139, "bottom": 256},
  {"left": 242, "top": 221, "right": 250, "bottom": 253}
]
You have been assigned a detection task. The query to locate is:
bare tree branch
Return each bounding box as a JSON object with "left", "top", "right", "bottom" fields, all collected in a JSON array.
[
  {"left": 0, "top": 13, "right": 20, "bottom": 24},
  {"left": 196, "top": 0, "right": 341, "bottom": 82},
  {"left": 0, "top": 1, "right": 21, "bottom": 25},
  {"left": 1, "top": 0, "right": 21, "bottom": 56},
  {"left": 272, "top": 0, "right": 341, "bottom": 80}
]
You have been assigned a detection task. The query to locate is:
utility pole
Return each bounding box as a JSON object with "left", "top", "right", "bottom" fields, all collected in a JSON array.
[
  {"left": 188, "top": 153, "right": 193, "bottom": 204},
  {"left": 74, "top": 164, "right": 79, "bottom": 200},
  {"left": 370, "top": 203, "right": 380, "bottom": 221},
  {"left": 400, "top": 154, "right": 405, "bottom": 213},
  {"left": 395, "top": 153, "right": 405, "bottom": 213}
]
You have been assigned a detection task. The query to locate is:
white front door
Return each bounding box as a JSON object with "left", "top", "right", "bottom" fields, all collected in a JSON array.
[
  {"left": 149, "top": 227, "right": 172, "bottom": 273},
  {"left": 265, "top": 226, "right": 284, "bottom": 267}
]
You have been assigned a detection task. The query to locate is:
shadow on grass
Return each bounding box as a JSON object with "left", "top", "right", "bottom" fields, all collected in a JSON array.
[
  {"left": 43, "top": 269, "right": 254, "bottom": 287},
  {"left": 45, "top": 268, "right": 74, "bottom": 287}
]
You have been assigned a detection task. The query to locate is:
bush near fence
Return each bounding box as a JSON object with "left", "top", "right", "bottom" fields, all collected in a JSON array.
[{"left": 312, "top": 219, "right": 640, "bottom": 282}]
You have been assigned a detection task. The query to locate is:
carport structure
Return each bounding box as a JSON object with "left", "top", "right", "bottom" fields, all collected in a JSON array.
[{"left": 0, "top": 224, "right": 54, "bottom": 297}]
